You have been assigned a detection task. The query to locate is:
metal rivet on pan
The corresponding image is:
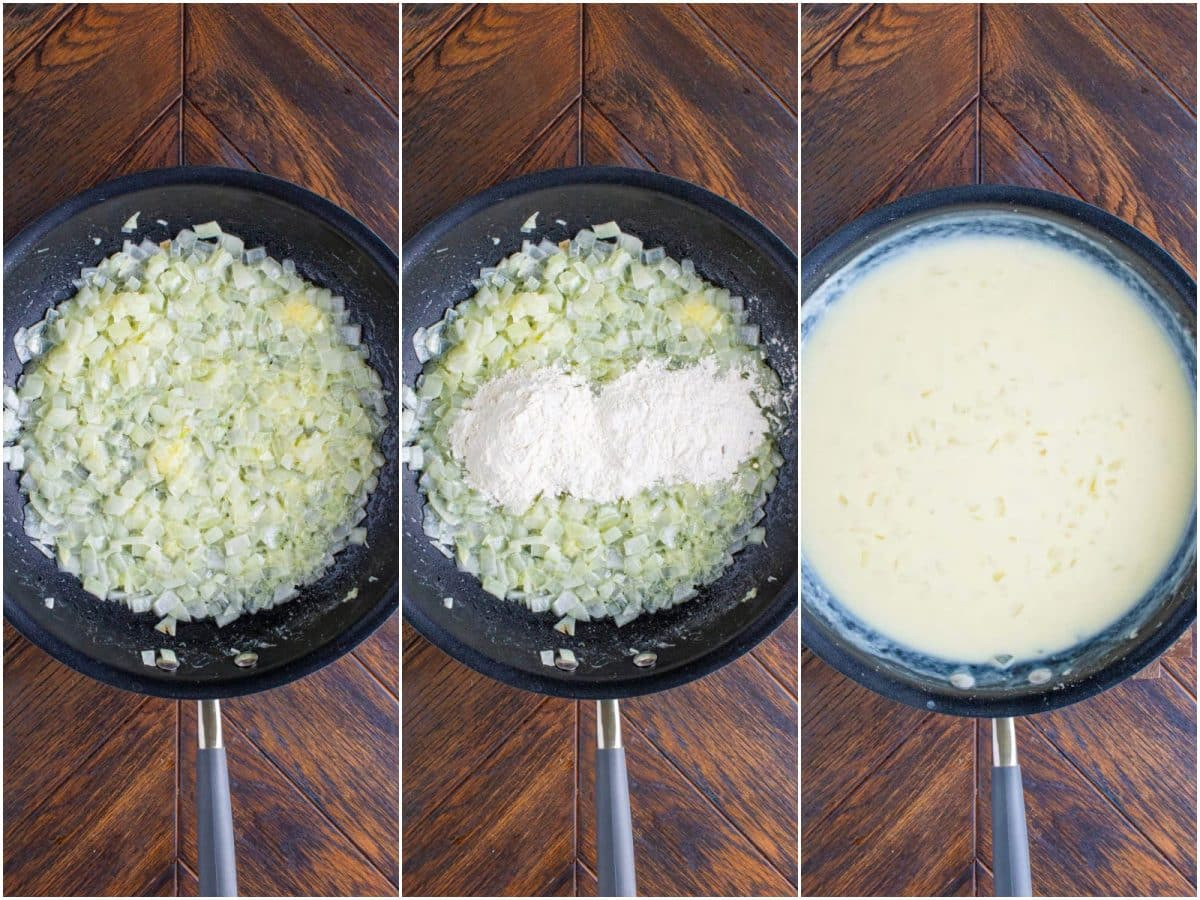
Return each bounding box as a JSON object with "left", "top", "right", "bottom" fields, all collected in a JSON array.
[
  {"left": 234, "top": 651, "right": 259, "bottom": 668},
  {"left": 555, "top": 656, "right": 578, "bottom": 672},
  {"left": 632, "top": 652, "right": 657, "bottom": 668},
  {"left": 156, "top": 656, "right": 179, "bottom": 672}
]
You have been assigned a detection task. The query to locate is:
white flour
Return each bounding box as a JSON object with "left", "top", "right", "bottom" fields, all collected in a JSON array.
[{"left": 449, "top": 358, "right": 770, "bottom": 511}]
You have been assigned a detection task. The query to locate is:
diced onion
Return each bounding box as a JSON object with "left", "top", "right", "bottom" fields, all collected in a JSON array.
[{"left": 4, "top": 223, "right": 386, "bottom": 627}]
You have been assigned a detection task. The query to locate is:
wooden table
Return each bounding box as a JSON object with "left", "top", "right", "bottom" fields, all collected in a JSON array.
[
  {"left": 403, "top": 4, "right": 797, "bottom": 895},
  {"left": 3, "top": 5, "right": 398, "bottom": 896},
  {"left": 802, "top": 4, "right": 1196, "bottom": 896}
]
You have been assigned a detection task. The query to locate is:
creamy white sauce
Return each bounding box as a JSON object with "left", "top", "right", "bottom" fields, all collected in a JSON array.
[{"left": 803, "top": 235, "right": 1195, "bottom": 664}]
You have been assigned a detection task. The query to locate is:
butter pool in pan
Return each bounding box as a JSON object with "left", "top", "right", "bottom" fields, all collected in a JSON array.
[{"left": 802, "top": 225, "right": 1195, "bottom": 668}]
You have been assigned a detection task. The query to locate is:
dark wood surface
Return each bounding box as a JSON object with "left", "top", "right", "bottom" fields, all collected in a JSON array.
[
  {"left": 402, "top": 3, "right": 798, "bottom": 896},
  {"left": 801, "top": 3, "right": 1196, "bottom": 896},
  {"left": 2, "top": 5, "right": 399, "bottom": 896}
]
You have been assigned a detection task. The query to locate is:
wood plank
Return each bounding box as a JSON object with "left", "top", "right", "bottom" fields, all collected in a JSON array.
[
  {"left": 802, "top": 714, "right": 975, "bottom": 896},
  {"left": 801, "top": 3, "right": 868, "bottom": 73},
  {"left": 110, "top": 101, "right": 181, "bottom": 175},
  {"left": 979, "top": 99, "right": 1076, "bottom": 194},
  {"left": 982, "top": 4, "right": 1196, "bottom": 274},
  {"left": 402, "top": 2, "right": 472, "bottom": 74},
  {"left": 187, "top": 3, "right": 398, "bottom": 250},
  {"left": 3, "top": 2, "right": 73, "bottom": 75},
  {"left": 877, "top": 101, "right": 978, "bottom": 204},
  {"left": 504, "top": 99, "right": 580, "bottom": 178},
  {"left": 352, "top": 611, "right": 400, "bottom": 697},
  {"left": 801, "top": 3, "right": 977, "bottom": 252},
  {"left": 4, "top": 700, "right": 176, "bottom": 896},
  {"left": 209, "top": 654, "right": 399, "bottom": 880},
  {"left": 975, "top": 716, "right": 1194, "bottom": 896},
  {"left": 182, "top": 99, "right": 253, "bottom": 170},
  {"left": 403, "top": 699, "right": 575, "bottom": 896},
  {"left": 3, "top": 3, "right": 181, "bottom": 237},
  {"left": 1089, "top": 3, "right": 1196, "bottom": 112},
  {"left": 800, "top": 652, "right": 931, "bottom": 826},
  {"left": 622, "top": 651, "right": 798, "bottom": 884},
  {"left": 1163, "top": 627, "right": 1197, "bottom": 699},
  {"left": 749, "top": 611, "right": 799, "bottom": 701},
  {"left": 403, "top": 3, "right": 579, "bottom": 237},
  {"left": 579, "top": 703, "right": 795, "bottom": 896},
  {"left": 291, "top": 3, "right": 399, "bottom": 111},
  {"left": 180, "top": 713, "right": 394, "bottom": 896},
  {"left": 3, "top": 646, "right": 151, "bottom": 827},
  {"left": 690, "top": 3, "right": 797, "bottom": 110},
  {"left": 587, "top": 4, "right": 796, "bottom": 250},
  {"left": 581, "top": 98, "right": 653, "bottom": 169},
  {"left": 1032, "top": 677, "right": 1196, "bottom": 882},
  {"left": 401, "top": 639, "right": 547, "bottom": 823}
]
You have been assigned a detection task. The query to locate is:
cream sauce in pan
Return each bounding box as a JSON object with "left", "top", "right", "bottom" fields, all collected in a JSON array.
[{"left": 803, "top": 235, "right": 1195, "bottom": 664}]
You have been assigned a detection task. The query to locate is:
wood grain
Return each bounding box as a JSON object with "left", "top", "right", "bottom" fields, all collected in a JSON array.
[
  {"left": 1088, "top": 3, "right": 1196, "bottom": 112},
  {"left": 2, "top": 2, "right": 74, "bottom": 75},
  {"left": 111, "top": 101, "right": 182, "bottom": 175},
  {"left": 975, "top": 716, "right": 1194, "bottom": 896},
  {"left": 579, "top": 702, "right": 795, "bottom": 897},
  {"left": 403, "top": 698, "right": 576, "bottom": 896},
  {"left": 181, "top": 99, "right": 253, "bottom": 170},
  {"left": 979, "top": 98, "right": 1075, "bottom": 194},
  {"left": 751, "top": 610, "right": 799, "bottom": 701},
  {"left": 1032, "top": 678, "right": 1197, "bottom": 881},
  {"left": 4, "top": 700, "right": 176, "bottom": 896},
  {"left": 187, "top": 3, "right": 398, "bottom": 250},
  {"left": 800, "top": 3, "right": 977, "bottom": 252},
  {"left": 180, "top": 711, "right": 395, "bottom": 897},
  {"left": 801, "top": 652, "right": 930, "bottom": 826},
  {"left": 206, "top": 654, "right": 400, "bottom": 881},
  {"left": 876, "top": 102, "right": 978, "bottom": 204},
  {"left": 503, "top": 99, "right": 580, "bottom": 179},
  {"left": 580, "top": 98, "right": 652, "bottom": 169},
  {"left": 353, "top": 611, "right": 400, "bottom": 697},
  {"left": 983, "top": 3, "right": 1196, "bottom": 274},
  {"left": 402, "top": 2, "right": 473, "bottom": 74},
  {"left": 802, "top": 714, "right": 976, "bottom": 897},
  {"left": 587, "top": 3, "right": 797, "bottom": 249},
  {"left": 617, "top": 651, "right": 799, "bottom": 883},
  {"left": 401, "top": 639, "right": 546, "bottom": 824},
  {"left": 291, "top": 3, "right": 399, "bottom": 111},
  {"left": 402, "top": 3, "right": 580, "bottom": 236},
  {"left": 690, "top": 3, "right": 798, "bottom": 110},
  {"left": 800, "top": 3, "right": 868, "bottom": 73},
  {"left": 3, "top": 3, "right": 181, "bottom": 237}
]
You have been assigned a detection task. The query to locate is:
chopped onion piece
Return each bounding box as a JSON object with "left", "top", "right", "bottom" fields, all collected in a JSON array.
[{"left": 121, "top": 212, "right": 140, "bottom": 232}]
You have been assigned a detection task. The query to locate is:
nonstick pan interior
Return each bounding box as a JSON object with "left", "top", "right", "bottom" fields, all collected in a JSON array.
[
  {"left": 801, "top": 185, "right": 1197, "bottom": 718},
  {"left": 3, "top": 167, "right": 399, "bottom": 699},
  {"left": 403, "top": 167, "right": 797, "bottom": 698}
]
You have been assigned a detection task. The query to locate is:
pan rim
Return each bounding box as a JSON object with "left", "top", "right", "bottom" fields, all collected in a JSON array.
[
  {"left": 3, "top": 165, "right": 399, "bottom": 699},
  {"left": 402, "top": 165, "right": 798, "bottom": 699},
  {"left": 801, "top": 183, "right": 1197, "bottom": 717}
]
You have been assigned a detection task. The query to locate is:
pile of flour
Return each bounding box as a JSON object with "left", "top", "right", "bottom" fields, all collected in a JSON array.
[{"left": 449, "top": 358, "right": 770, "bottom": 512}]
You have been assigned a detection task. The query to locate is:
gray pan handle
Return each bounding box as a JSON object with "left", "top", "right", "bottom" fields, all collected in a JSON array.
[
  {"left": 596, "top": 699, "right": 636, "bottom": 896},
  {"left": 198, "top": 700, "right": 238, "bottom": 897},
  {"left": 991, "top": 717, "right": 1031, "bottom": 897}
]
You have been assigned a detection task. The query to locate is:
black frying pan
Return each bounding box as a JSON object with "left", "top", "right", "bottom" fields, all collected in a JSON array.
[
  {"left": 801, "top": 184, "right": 1196, "bottom": 895},
  {"left": 403, "top": 166, "right": 797, "bottom": 893},
  {"left": 4, "top": 166, "right": 399, "bottom": 893}
]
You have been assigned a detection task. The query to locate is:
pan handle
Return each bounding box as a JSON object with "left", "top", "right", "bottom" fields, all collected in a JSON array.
[
  {"left": 991, "top": 716, "right": 1032, "bottom": 897},
  {"left": 596, "top": 699, "right": 637, "bottom": 896},
  {"left": 197, "top": 699, "right": 238, "bottom": 897}
]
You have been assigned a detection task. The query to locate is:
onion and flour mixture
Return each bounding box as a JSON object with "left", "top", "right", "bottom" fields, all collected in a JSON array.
[
  {"left": 403, "top": 222, "right": 783, "bottom": 630},
  {"left": 450, "top": 358, "right": 768, "bottom": 512}
]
